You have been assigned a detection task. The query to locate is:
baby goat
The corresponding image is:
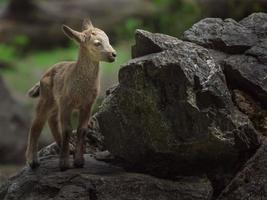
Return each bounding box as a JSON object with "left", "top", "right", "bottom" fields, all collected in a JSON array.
[{"left": 26, "top": 19, "right": 116, "bottom": 171}]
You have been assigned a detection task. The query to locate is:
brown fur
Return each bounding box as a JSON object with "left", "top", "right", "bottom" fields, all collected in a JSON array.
[{"left": 26, "top": 19, "right": 116, "bottom": 170}]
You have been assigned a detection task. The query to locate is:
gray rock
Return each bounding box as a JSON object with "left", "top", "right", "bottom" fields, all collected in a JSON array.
[
  {"left": 183, "top": 18, "right": 258, "bottom": 53},
  {"left": 0, "top": 77, "right": 29, "bottom": 164},
  {"left": 0, "top": 155, "right": 213, "bottom": 200},
  {"left": 132, "top": 29, "right": 182, "bottom": 58},
  {"left": 223, "top": 55, "right": 267, "bottom": 106},
  {"left": 239, "top": 12, "right": 267, "bottom": 39},
  {"left": 246, "top": 38, "right": 267, "bottom": 64},
  {"left": 95, "top": 30, "right": 260, "bottom": 176},
  {"left": 217, "top": 139, "right": 267, "bottom": 200}
]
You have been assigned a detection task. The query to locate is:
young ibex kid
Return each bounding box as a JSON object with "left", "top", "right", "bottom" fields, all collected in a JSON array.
[{"left": 26, "top": 19, "right": 116, "bottom": 171}]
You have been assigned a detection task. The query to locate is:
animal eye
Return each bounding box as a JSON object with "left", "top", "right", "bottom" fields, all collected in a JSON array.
[{"left": 94, "top": 41, "right": 102, "bottom": 47}]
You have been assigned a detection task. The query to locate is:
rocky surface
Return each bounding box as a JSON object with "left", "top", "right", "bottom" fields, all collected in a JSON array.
[
  {"left": 183, "top": 18, "right": 258, "bottom": 53},
  {"left": 96, "top": 28, "right": 260, "bottom": 176},
  {"left": 217, "top": 139, "right": 267, "bottom": 200},
  {"left": 2, "top": 12, "right": 267, "bottom": 200},
  {"left": 0, "top": 155, "right": 213, "bottom": 200},
  {"left": 185, "top": 12, "right": 267, "bottom": 138},
  {"left": 0, "top": 77, "right": 29, "bottom": 164}
]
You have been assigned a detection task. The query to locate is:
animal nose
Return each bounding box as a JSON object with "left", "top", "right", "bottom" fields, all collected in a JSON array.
[{"left": 111, "top": 52, "right": 117, "bottom": 57}]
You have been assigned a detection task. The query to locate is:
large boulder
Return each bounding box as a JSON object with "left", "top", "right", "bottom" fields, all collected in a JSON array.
[
  {"left": 183, "top": 12, "right": 267, "bottom": 138},
  {"left": 183, "top": 13, "right": 267, "bottom": 107},
  {"left": 183, "top": 18, "right": 258, "bottom": 53},
  {"left": 239, "top": 12, "right": 267, "bottom": 39},
  {"left": 223, "top": 55, "right": 267, "bottom": 105},
  {"left": 95, "top": 29, "right": 260, "bottom": 176},
  {"left": 0, "top": 77, "right": 29, "bottom": 163},
  {"left": 0, "top": 154, "right": 213, "bottom": 200}
]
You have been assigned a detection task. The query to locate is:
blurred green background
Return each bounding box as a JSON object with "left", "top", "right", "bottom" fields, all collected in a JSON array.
[{"left": 0, "top": 0, "right": 266, "bottom": 182}]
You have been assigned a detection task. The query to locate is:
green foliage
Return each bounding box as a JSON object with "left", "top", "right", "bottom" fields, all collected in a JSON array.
[
  {"left": 0, "top": 0, "right": 7, "bottom": 5},
  {"left": 116, "top": 0, "right": 201, "bottom": 39},
  {"left": 0, "top": 44, "right": 16, "bottom": 63},
  {"left": 115, "top": 18, "right": 143, "bottom": 39},
  {"left": 149, "top": 0, "right": 201, "bottom": 37},
  {"left": 227, "top": 0, "right": 262, "bottom": 20},
  {"left": 12, "top": 35, "right": 30, "bottom": 47},
  {"left": 0, "top": 35, "right": 30, "bottom": 64}
]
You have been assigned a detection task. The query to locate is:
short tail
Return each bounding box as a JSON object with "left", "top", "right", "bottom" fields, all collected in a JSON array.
[{"left": 27, "top": 82, "right": 40, "bottom": 98}]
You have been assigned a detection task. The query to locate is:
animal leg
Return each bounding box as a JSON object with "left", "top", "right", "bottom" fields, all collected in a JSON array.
[
  {"left": 48, "top": 110, "right": 62, "bottom": 149},
  {"left": 59, "top": 106, "right": 72, "bottom": 171},
  {"left": 26, "top": 100, "right": 48, "bottom": 169},
  {"left": 74, "top": 105, "right": 92, "bottom": 168}
]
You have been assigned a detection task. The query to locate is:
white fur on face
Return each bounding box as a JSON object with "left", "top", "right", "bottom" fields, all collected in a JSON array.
[{"left": 83, "top": 28, "right": 116, "bottom": 62}]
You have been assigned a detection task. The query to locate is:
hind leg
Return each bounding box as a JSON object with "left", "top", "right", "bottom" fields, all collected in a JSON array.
[
  {"left": 48, "top": 110, "right": 62, "bottom": 148},
  {"left": 26, "top": 99, "right": 49, "bottom": 169}
]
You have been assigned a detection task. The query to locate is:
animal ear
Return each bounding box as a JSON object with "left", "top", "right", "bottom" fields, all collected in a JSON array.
[
  {"left": 82, "top": 18, "right": 94, "bottom": 31},
  {"left": 62, "top": 25, "right": 85, "bottom": 43}
]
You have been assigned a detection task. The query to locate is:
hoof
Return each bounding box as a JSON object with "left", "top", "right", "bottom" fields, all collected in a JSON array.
[
  {"left": 28, "top": 160, "right": 40, "bottom": 169},
  {"left": 74, "top": 158, "right": 85, "bottom": 168}
]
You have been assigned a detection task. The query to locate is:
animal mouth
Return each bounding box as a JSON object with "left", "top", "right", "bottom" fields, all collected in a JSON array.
[{"left": 108, "top": 56, "right": 116, "bottom": 62}]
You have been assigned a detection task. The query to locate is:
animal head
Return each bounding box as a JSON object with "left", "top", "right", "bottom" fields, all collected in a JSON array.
[{"left": 62, "top": 19, "right": 116, "bottom": 63}]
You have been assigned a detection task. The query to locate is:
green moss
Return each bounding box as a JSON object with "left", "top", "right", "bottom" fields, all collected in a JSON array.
[{"left": 117, "top": 66, "right": 172, "bottom": 151}]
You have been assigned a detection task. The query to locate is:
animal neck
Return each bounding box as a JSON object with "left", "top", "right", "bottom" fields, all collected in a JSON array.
[{"left": 76, "top": 46, "right": 99, "bottom": 76}]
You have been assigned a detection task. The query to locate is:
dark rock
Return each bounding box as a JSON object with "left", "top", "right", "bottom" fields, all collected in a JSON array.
[
  {"left": 132, "top": 29, "right": 182, "bottom": 58},
  {"left": 239, "top": 12, "right": 267, "bottom": 39},
  {"left": 0, "top": 76, "right": 29, "bottom": 164},
  {"left": 223, "top": 55, "right": 267, "bottom": 106},
  {"left": 183, "top": 18, "right": 258, "bottom": 53},
  {"left": 206, "top": 49, "right": 228, "bottom": 69},
  {"left": 246, "top": 39, "right": 267, "bottom": 64},
  {"left": 95, "top": 30, "right": 260, "bottom": 177},
  {"left": 0, "top": 154, "right": 213, "bottom": 200},
  {"left": 217, "top": 139, "right": 267, "bottom": 200}
]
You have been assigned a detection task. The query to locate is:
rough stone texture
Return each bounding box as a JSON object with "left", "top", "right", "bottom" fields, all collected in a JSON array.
[
  {"left": 0, "top": 77, "right": 29, "bottom": 163},
  {"left": 183, "top": 18, "right": 258, "bottom": 53},
  {"left": 245, "top": 38, "right": 267, "bottom": 63},
  {"left": 239, "top": 12, "right": 267, "bottom": 39},
  {"left": 223, "top": 55, "right": 267, "bottom": 106},
  {"left": 132, "top": 29, "right": 182, "bottom": 58},
  {"left": 183, "top": 13, "right": 267, "bottom": 109},
  {"left": 217, "top": 139, "right": 267, "bottom": 200},
  {"left": 0, "top": 155, "right": 213, "bottom": 200},
  {"left": 96, "top": 29, "right": 260, "bottom": 176}
]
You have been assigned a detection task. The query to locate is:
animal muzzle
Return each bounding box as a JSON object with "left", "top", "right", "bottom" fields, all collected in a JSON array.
[{"left": 107, "top": 51, "right": 117, "bottom": 62}]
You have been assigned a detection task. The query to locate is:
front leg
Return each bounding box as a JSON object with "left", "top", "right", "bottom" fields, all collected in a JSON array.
[
  {"left": 59, "top": 106, "right": 72, "bottom": 171},
  {"left": 74, "top": 105, "right": 92, "bottom": 168}
]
